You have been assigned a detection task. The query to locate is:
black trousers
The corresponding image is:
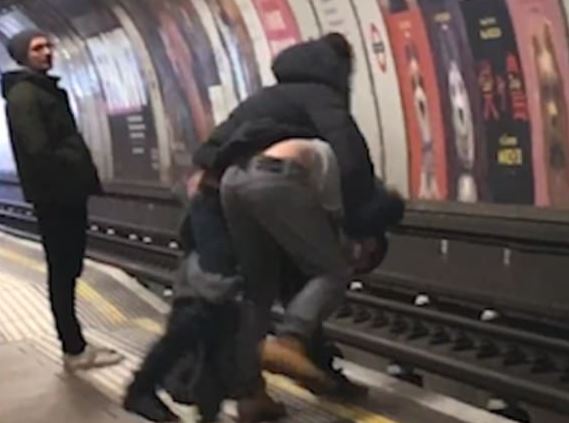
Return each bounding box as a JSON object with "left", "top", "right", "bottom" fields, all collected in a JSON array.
[
  {"left": 35, "top": 202, "right": 88, "bottom": 355},
  {"left": 132, "top": 300, "right": 239, "bottom": 393}
]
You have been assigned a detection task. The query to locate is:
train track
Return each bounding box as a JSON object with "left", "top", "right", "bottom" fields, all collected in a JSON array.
[{"left": 0, "top": 199, "right": 568, "bottom": 420}]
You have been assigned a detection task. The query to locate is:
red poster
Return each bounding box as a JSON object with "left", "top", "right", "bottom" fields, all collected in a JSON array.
[
  {"left": 507, "top": 0, "right": 569, "bottom": 208},
  {"left": 252, "top": 0, "right": 302, "bottom": 57},
  {"left": 379, "top": 0, "right": 448, "bottom": 200}
]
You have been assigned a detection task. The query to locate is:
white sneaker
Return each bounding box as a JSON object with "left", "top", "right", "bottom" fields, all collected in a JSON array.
[{"left": 64, "top": 344, "right": 124, "bottom": 372}]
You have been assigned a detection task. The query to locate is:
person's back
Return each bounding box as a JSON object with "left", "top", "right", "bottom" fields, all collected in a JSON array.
[{"left": 194, "top": 33, "right": 383, "bottom": 239}]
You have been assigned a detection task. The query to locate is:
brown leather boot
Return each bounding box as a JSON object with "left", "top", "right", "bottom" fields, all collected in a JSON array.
[
  {"left": 237, "top": 387, "right": 286, "bottom": 423},
  {"left": 261, "top": 336, "right": 337, "bottom": 394}
]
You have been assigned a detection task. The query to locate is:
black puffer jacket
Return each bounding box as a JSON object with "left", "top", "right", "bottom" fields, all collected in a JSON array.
[
  {"left": 2, "top": 71, "right": 101, "bottom": 205},
  {"left": 194, "top": 37, "right": 386, "bottom": 237}
]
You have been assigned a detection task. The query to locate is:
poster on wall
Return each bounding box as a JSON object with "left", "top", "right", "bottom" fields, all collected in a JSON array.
[
  {"left": 233, "top": 0, "right": 275, "bottom": 86},
  {"left": 111, "top": 4, "right": 172, "bottom": 184},
  {"left": 507, "top": 0, "right": 569, "bottom": 208},
  {"left": 43, "top": 0, "right": 162, "bottom": 183},
  {"left": 460, "top": 0, "right": 534, "bottom": 204},
  {"left": 86, "top": 27, "right": 160, "bottom": 182},
  {"left": 310, "top": 0, "right": 386, "bottom": 178},
  {"left": 287, "top": 0, "right": 321, "bottom": 41},
  {"left": 119, "top": 0, "right": 202, "bottom": 176},
  {"left": 191, "top": 0, "right": 240, "bottom": 124},
  {"left": 0, "top": 94, "right": 16, "bottom": 176},
  {"left": 379, "top": 0, "right": 448, "bottom": 201},
  {"left": 418, "top": 0, "right": 489, "bottom": 203},
  {"left": 253, "top": 0, "right": 301, "bottom": 57},
  {"left": 152, "top": 1, "right": 215, "bottom": 145},
  {"left": 351, "top": 0, "right": 409, "bottom": 195},
  {"left": 206, "top": 0, "right": 262, "bottom": 101}
]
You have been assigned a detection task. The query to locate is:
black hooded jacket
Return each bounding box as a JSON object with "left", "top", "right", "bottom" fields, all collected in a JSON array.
[
  {"left": 193, "top": 37, "right": 386, "bottom": 237},
  {"left": 2, "top": 70, "right": 101, "bottom": 205}
]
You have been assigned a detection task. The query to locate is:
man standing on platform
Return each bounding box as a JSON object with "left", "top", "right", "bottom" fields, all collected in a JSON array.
[{"left": 2, "top": 30, "right": 123, "bottom": 370}]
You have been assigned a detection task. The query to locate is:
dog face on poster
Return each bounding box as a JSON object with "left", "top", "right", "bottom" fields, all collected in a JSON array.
[
  {"left": 404, "top": 39, "right": 440, "bottom": 200},
  {"left": 439, "top": 25, "right": 477, "bottom": 202},
  {"left": 532, "top": 20, "right": 569, "bottom": 206}
]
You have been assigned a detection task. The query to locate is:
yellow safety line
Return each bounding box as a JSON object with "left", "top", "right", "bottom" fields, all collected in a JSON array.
[
  {"left": 0, "top": 246, "right": 126, "bottom": 324},
  {"left": 132, "top": 317, "right": 164, "bottom": 335},
  {"left": 264, "top": 373, "right": 397, "bottom": 423},
  {"left": 0, "top": 245, "right": 399, "bottom": 423}
]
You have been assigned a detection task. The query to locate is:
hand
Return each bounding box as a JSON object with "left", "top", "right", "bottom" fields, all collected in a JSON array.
[
  {"left": 186, "top": 169, "right": 205, "bottom": 199},
  {"left": 346, "top": 236, "right": 388, "bottom": 274}
]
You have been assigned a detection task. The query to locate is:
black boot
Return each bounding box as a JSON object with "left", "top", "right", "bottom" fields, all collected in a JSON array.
[
  {"left": 123, "top": 382, "right": 180, "bottom": 422},
  {"left": 162, "top": 356, "right": 196, "bottom": 405},
  {"left": 309, "top": 338, "right": 369, "bottom": 399}
]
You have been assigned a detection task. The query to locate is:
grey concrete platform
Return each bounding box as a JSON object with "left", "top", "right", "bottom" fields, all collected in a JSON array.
[
  {"left": 0, "top": 342, "right": 145, "bottom": 423},
  {"left": 0, "top": 229, "right": 516, "bottom": 423}
]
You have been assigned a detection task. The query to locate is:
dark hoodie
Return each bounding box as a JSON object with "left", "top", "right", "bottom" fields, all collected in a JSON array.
[
  {"left": 2, "top": 70, "right": 101, "bottom": 205},
  {"left": 194, "top": 37, "right": 397, "bottom": 238}
]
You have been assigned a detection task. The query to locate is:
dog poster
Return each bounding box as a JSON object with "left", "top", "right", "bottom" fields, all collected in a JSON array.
[
  {"left": 379, "top": 0, "right": 448, "bottom": 201},
  {"left": 418, "top": 0, "right": 489, "bottom": 203},
  {"left": 507, "top": 0, "right": 569, "bottom": 208},
  {"left": 310, "top": 0, "right": 386, "bottom": 178},
  {"left": 460, "top": 0, "right": 535, "bottom": 204},
  {"left": 352, "top": 0, "right": 409, "bottom": 196}
]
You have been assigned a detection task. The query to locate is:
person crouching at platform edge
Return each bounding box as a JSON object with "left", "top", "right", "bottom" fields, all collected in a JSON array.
[
  {"left": 123, "top": 168, "right": 286, "bottom": 423},
  {"left": 2, "top": 30, "right": 123, "bottom": 370}
]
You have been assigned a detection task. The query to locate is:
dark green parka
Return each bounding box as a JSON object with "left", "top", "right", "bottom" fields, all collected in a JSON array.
[{"left": 2, "top": 70, "right": 101, "bottom": 205}]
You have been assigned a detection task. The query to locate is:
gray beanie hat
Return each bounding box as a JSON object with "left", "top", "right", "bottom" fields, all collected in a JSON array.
[{"left": 7, "top": 29, "right": 48, "bottom": 65}]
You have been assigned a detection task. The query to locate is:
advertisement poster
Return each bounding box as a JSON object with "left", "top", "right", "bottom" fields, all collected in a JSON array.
[
  {"left": 0, "top": 40, "right": 14, "bottom": 176},
  {"left": 380, "top": 0, "right": 448, "bottom": 200},
  {"left": 287, "top": 0, "right": 321, "bottom": 41},
  {"left": 233, "top": 0, "right": 275, "bottom": 85},
  {"left": 352, "top": 0, "right": 409, "bottom": 195},
  {"left": 418, "top": 0, "right": 488, "bottom": 202},
  {"left": 310, "top": 0, "right": 386, "bottom": 177},
  {"left": 48, "top": 0, "right": 164, "bottom": 183},
  {"left": 152, "top": 2, "right": 214, "bottom": 144},
  {"left": 191, "top": 0, "right": 240, "bottom": 123},
  {"left": 460, "top": 0, "right": 534, "bottom": 204},
  {"left": 206, "top": 0, "right": 262, "bottom": 101},
  {"left": 507, "top": 0, "right": 569, "bottom": 208},
  {"left": 119, "top": 0, "right": 202, "bottom": 175},
  {"left": 253, "top": 0, "right": 302, "bottom": 57},
  {"left": 86, "top": 28, "right": 160, "bottom": 182},
  {"left": 111, "top": 4, "right": 172, "bottom": 183}
]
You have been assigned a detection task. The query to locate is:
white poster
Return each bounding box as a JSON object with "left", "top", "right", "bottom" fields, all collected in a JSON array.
[
  {"left": 351, "top": 0, "right": 409, "bottom": 195},
  {"left": 192, "top": 0, "right": 239, "bottom": 122},
  {"left": 310, "top": 0, "right": 385, "bottom": 178},
  {"left": 234, "top": 0, "right": 276, "bottom": 86},
  {"left": 0, "top": 97, "right": 15, "bottom": 175},
  {"left": 287, "top": 0, "right": 322, "bottom": 41}
]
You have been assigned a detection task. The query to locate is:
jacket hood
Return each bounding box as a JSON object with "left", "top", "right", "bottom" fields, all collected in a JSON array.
[
  {"left": 2, "top": 70, "right": 58, "bottom": 98},
  {"left": 272, "top": 37, "right": 351, "bottom": 96}
]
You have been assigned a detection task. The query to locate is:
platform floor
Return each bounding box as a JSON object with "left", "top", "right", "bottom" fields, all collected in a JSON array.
[{"left": 0, "top": 229, "right": 515, "bottom": 423}]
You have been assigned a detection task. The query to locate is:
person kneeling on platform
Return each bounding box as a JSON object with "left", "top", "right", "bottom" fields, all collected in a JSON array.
[{"left": 123, "top": 171, "right": 286, "bottom": 423}]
